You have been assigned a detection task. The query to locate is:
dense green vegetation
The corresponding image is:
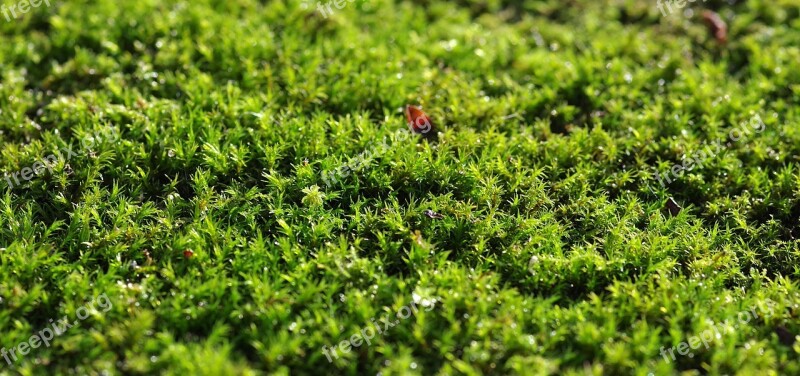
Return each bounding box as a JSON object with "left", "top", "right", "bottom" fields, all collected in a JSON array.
[{"left": 0, "top": 0, "right": 799, "bottom": 374}]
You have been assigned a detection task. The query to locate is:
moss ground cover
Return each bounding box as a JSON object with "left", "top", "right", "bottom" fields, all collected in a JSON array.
[{"left": 0, "top": 0, "right": 799, "bottom": 374}]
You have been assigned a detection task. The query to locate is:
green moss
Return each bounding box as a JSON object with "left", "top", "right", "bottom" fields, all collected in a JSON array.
[{"left": 0, "top": 0, "right": 798, "bottom": 374}]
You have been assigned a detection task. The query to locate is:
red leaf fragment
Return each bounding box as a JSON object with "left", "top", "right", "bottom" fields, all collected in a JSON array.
[{"left": 405, "top": 105, "right": 435, "bottom": 136}]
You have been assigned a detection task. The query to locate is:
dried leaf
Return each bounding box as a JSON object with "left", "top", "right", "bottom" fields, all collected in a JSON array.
[
  {"left": 775, "top": 326, "right": 796, "bottom": 346},
  {"left": 666, "top": 197, "right": 682, "bottom": 217},
  {"left": 701, "top": 10, "right": 727, "bottom": 44},
  {"left": 424, "top": 209, "right": 444, "bottom": 219},
  {"left": 405, "top": 105, "right": 436, "bottom": 137}
]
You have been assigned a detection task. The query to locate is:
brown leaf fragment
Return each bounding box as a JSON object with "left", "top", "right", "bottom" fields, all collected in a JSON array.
[
  {"left": 666, "top": 197, "right": 682, "bottom": 217},
  {"left": 775, "top": 326, "right": 796, "bottom": 346},
  {"left": 424, "top": 209, "right": 444, "bottom": 219},
  {"left": 701, "top": 10, "right": 728, "bottom": 44}
]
